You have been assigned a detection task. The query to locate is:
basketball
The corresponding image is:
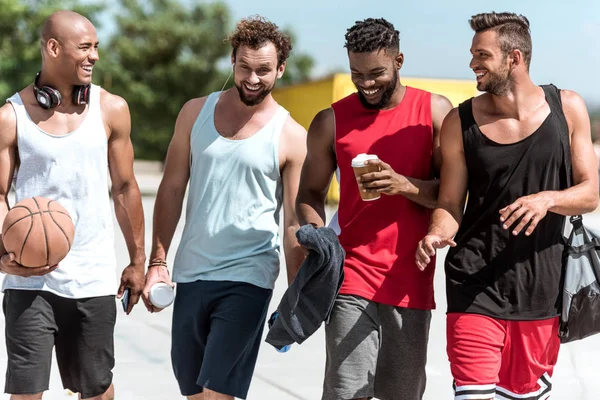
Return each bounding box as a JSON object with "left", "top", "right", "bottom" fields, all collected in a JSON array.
[{"left": 2, "top": 197, "right": 75, "bottom": 268}]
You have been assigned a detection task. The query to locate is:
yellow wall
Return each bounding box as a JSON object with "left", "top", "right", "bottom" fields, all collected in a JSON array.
[{"left": 272, "top": 74, "right": 480, "bottom": 203}]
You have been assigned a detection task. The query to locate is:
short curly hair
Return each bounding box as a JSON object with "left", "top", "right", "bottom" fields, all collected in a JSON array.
[
  {"left": 227, "top": 16, "right": 292, "bottom": 66},
  {"left": 345, "top": 18, "right": 399, "bottom": 54}
]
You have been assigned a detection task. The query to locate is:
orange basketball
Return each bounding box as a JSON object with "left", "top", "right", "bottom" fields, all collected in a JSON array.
[{"left": 2, "top": 197, "right": 75, "bottom": 268}]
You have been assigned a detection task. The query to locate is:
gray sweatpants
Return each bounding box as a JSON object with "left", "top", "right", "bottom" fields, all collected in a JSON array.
[{"left": 322, "top": 294, "right": 431, "bottom": 400}]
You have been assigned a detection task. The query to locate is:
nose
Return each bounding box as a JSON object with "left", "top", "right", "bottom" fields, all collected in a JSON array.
[
  {"left": 361, "top": 78, "right": 376, "bottom": 88},
  {"left": 89, "top": 47, "right": 99, "bottom": 63},
  {"left": 469, "top": 57, "right": 477, "bottom": 70},
  {"left": 246, "top": 71, "right": 260, "bottom": 85}
]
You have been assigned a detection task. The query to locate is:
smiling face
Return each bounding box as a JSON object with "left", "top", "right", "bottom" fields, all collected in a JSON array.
[
  {"left": 469, "top": 29, "right": 512, "bottom": 96},
  {"left": 232, "top": 42, "right": 285, "bottom": 107},
  {"left": 45, "top": 17, "right": 99, "bottom": 87},
  {"left": 348, "top": 49, "right": 400, "bottom": 110}
]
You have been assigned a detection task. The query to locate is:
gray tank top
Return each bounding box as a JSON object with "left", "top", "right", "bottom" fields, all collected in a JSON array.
[
  {"left": 173, "top": 91, "right": 288, "bottom": 289},
  {"left": 2, "top": 85, "right": 117, "bottom": 298}
]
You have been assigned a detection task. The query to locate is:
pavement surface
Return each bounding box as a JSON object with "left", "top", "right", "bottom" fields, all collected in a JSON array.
[{"left": 0, "top": 173, "right": 599, "bottom": 399}]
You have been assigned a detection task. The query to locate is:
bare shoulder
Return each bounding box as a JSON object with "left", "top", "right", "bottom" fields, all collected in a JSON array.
[
  {"left": 559, "top": 89, "right": 590, "bottom": 132},
  {"left": 281, "top": 115, "right": 307, "bottom": 145},
  {"left": 441, "top": 108, "right": 463, "bottom": 138},
  {"left": 99, "top": 88, "right": 129, "bottom": 117},
  {"left": 0, "top": 103, "right": 17, "bottom": 145},
  {"left": 443, "top": 107, "right": 460, "bottom": 125},
  {"left": 431, "top": 93, "right": 453, "bottom": 111},
  {"left": 430, "top": 93, "right": 453, "bottom": 129},
  {"left": 311, "top": 107, "right": 334, "bottom": 127},
  {"left": 280, "top": 115, "right": 307, "bottom": 163},
  {"left": 560, "top": 89, "right": 587, "bottom": 114},
  {"left": 178, "top": 96, "right": 207, "bottom": 122}
]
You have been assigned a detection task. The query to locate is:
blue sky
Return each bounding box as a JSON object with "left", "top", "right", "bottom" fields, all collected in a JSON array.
[{"left": 101, "top": 0, "right": 600, "bottom": 105}]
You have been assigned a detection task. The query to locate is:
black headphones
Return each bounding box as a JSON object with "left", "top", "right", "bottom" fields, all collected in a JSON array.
[{"left": 33, "top": 72, "right": 91, "bottom": 109}]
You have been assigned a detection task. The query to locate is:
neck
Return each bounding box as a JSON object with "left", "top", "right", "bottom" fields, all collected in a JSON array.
[
  {"left": 489, "top": 74, "right": 539, "bottom": 118},
  {"left": 381, "top": 80, "right": 406, "bottom": 110},
  {"left": 37, "top": 70, "right": 76, "bottom": 105}
]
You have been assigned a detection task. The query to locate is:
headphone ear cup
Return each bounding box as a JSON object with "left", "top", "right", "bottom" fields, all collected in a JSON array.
[
  {"left": 45, "top": 87, "right": 62, "bottom": 107},
  {"left": 73, "top": 85, "right": 91, "bottom": 105},
  {"left": 35, "top": 90, "right": 53, "bottom": 109}
]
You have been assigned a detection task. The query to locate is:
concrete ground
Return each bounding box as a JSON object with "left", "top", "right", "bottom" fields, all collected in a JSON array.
[{"left": 0, "top": 176, "right": 599, "bottom": 399}]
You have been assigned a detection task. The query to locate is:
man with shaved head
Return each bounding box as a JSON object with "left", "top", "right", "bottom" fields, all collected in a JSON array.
[{"left": 0, "top": 10, "right": 145, "bottom": 400}]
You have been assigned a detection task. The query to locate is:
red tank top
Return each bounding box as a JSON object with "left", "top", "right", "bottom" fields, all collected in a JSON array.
[{"left": 333, "top": 87, "right": 435, "bottom": 309}]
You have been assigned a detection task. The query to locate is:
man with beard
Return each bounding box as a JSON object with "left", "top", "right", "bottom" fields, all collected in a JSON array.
[
  {"left": 416, "top": 12, "right": 598, "bottom": 399},
  {"left": 296, "top": 18, "right": 452, "bottom": 400},
  {"left": 141, "top": 16, "right": 306, "bottom": 400}
]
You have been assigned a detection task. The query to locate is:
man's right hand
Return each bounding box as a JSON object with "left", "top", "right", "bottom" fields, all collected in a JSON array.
[
  {"left": 415, "top": 234, "right": 457, "bottom": 271},
  {"left": 0, "top": 253, "right": 58, "bottom": 276},
  {"left": 142, "top": 264, "right": 174, "bottom": 313}
]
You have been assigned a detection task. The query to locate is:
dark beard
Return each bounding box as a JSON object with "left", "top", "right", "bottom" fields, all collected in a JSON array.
[
  {"left": 478, "top": 66, "right": 511, "bottom": 96},
  {"left": 357, "top": 69, "right": 398, "bottom": 110},
  {"left": 236, "top": 83, "right": 274, "bottom": 106}
]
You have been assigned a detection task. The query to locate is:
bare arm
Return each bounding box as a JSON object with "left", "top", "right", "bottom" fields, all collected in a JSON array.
[
  {"left": 360, "top": 93, "right": 453, "bottom": 208},
  {"left": 499, "top": 90, "right": 599, "bottom": 235},
  {"left": 296, "top": 108, "right": 336, "bottom": 228},
  {"left": 0, "top": 104, "right": 17, "bottom": 253},
  {"left": 416, "top": 109, "right": 468, "bottom": 269},
  {"left": 103, "top": 91, "right": 146, "bottom": 312},
  {"left": 549, "top": 90, "right": 598, "bottom": 213},
  {"left": 0, "top": 104, "right": 56, "bottom": 276},
  {"left": 280, "top": 117, "right": 307, "bottom": 284},
  {"left": 142, "top": 98, "right": 203, "bottom": 312}
]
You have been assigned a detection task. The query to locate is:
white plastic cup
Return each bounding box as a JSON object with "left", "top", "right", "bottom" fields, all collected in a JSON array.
[
  {"left": 351, "top": 153, "right": 381, "bottom": 201},
  {"left": 149, "top": 282, "right": 175, "bottom": 309}
]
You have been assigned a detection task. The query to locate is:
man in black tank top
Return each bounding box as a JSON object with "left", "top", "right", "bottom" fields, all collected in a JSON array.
[{"left": 415, "top": 12, "right": 599, "bottom": 400}]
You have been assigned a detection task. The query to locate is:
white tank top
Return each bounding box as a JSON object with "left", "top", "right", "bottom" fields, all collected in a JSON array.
[{"left": 2, "top": 85, "right": 117, "bottom": 298}]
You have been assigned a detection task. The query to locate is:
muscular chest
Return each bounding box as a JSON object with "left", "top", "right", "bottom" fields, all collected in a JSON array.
[
  {"left": 214, "top": 109, "right": 272, "bottom": 140},
  {"left": 477, "top": 108, "right": 551, "bottom": 145}
]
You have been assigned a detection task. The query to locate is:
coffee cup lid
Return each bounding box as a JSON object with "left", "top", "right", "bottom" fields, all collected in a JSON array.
[{"left": 351, "top": 153, "right": 379, "bottom": 167}]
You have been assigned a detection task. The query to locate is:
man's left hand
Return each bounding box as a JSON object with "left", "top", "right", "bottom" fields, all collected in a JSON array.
[
  {"left": 499, "top": 193, "right": 553, "bottom": 236},
  {"left": 358, "top": 159, "right": 408, "bottom": 196},
  {"left": 117, "top": 262, "right": 145, "bottom": 314}
]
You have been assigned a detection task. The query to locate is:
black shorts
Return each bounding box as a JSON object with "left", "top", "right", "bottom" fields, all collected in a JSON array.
[
  {"left": 171, "top": 280, "right": 273, "bottom": 399},
  {"left": 3, "top": 289, "right": 116, "bottom": 398}
]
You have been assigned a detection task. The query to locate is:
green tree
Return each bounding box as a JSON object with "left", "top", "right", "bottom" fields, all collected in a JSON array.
[
  {"left": 278, "top": 29, "right": 315, "bottom": 87},
  {"left": 95, "top": 0, "right": 232, "bottom": 160},
  {"left": 0, "top": 0, "right": 105, "bottom": 101}
]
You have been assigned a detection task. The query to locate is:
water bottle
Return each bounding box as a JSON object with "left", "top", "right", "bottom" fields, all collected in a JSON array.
[{"left": 149, "top": 282, "right": 175, "bottom": 309}]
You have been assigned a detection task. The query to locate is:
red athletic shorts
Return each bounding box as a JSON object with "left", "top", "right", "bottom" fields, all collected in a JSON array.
[{"left": 447, "top": 313, "right": 560, "bottom": 400}]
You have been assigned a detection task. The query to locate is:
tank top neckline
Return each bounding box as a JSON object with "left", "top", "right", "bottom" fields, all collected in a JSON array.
[
  {"left": 210, "top": 91, "right": 283, "bottom": 143},
  {"left": 355, "top": 85, "right": 414, "bottom": 114},
  {"left": 472, "top": 90, "right": 554, "bottom": 147},
  {"left": 12, "top": 90, "right": 96, "bottom": 139}
]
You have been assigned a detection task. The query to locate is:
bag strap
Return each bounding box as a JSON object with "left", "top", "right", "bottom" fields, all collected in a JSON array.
[{"left": 541, "top": 84, "right": 581, "bottom": 224}]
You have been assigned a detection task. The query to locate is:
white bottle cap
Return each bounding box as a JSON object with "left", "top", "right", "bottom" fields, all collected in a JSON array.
[
  {"left": 149, "top": 282, "right": 175, "bottom": 309},
  {"left": 351, "top": 153, "right": 379, "bottom": 167}
]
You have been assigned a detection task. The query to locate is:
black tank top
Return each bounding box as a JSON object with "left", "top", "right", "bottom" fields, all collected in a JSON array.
[{"left": 445, "top": 85, "right": 569, "bottom": 320}]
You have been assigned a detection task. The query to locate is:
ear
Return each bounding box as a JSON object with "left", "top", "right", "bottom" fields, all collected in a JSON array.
[
  {"left": 47, "top": 38, "right": 60, "bottom": 58},
  {"left": 276, "top": 61, "right": 286, "bottom": 79},
  {"left": 394, "top": 52, "right": 404, "bottom": 70},
  {"left": 509, "top": 49, "right": 523, "bottom": 69}
]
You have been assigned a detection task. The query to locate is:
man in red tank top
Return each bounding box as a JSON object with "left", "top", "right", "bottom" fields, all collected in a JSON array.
[
  {"left": 297, "top": 18, "right": 452, "bottom": 400},
  {"left": 416, "top": 12, "right": 599, "bottom": 400}
]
